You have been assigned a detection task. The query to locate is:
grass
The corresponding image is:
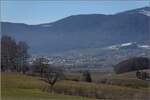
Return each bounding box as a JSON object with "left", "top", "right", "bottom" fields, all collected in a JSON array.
[
  {"left": 1, "top": 72, "right": 92, "bottom": 100},
  {"left": 55, "top": 79, "right": 149, "bottom": 94},
  {"left": 1, "top": 72, "right": 48, "bottom": 89},
  {"left": 55, "top": 72, "right": 149, "bottom": 99},
  {"left": 65, "top": 71, "right": 149, "bottom": 89},
  {"left": 91, "top": 71, "right": 149, "bottom": 89},
  {"left": 1, "top": 72, "right": 149, "bottom": 100},
  {"left": 2, "top": 88, "right": 90, "bottom": 100},
  {"left": 52, "top": 81, "right": 149, "bottom": 100}
]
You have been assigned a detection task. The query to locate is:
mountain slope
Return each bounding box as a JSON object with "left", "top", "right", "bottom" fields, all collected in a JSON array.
[{"left": 1, "top": 7, "right": 150, "bottom": 54}]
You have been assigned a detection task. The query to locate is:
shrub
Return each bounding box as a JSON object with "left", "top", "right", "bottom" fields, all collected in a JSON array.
[{"left": 82, "top": 71, "right": 92, "bottom": 82}]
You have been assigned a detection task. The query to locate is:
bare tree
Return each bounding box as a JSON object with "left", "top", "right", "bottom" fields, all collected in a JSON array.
[{"left": 44, "top": 67, "right": 63, "bottom": 92}]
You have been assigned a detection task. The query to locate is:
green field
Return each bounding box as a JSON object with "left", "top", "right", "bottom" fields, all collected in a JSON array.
[
  {"left": 65, "top": 71, "right": 149, "bottom": 89},
  {"left": 1, "top": 72, "right": 149, "bottom": 100},
  {"left": 1, "top": 72, "right": 92, "bottom": 100}
]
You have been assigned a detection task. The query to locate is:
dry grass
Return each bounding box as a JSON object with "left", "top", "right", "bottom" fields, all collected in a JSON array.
[{"left": 1, "top": 72, "right": 93, "bottom": 100}]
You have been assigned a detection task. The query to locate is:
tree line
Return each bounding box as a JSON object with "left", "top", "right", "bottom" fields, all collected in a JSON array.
[
  {"left": 114, "top": 57, "right": 149, "bottom": 74},
  {"left": 1, "top": 35, "right": 29, "bottom": 73}
]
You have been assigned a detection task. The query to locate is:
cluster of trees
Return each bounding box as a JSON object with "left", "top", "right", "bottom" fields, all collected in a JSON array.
[
  {"left": 1, "top": 35, "right": 29, "bottom": 73},
  {"left": 114, "top": 57, "right": 150, "bottom": 74}
]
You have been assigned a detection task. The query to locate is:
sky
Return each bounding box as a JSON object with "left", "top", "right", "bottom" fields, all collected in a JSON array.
[{"left": 1, "top": 0, "right": 149, "bottom": 25}]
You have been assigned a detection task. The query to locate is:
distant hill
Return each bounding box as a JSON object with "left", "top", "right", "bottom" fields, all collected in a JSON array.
[
  {"left": 1, "top": 7, "right": 150, "bottom": 54},
  {"left": 114, "top": 57, "right": 150, "bottom": 74}
]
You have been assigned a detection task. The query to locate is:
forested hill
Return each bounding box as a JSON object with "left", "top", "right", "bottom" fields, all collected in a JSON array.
[{"left": 1, "top": 7, "right": 149, "bottom": 54}]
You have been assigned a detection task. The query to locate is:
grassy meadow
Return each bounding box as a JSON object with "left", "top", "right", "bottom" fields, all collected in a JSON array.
[
  {"left": 65, "top": 71, "right": 149, "bottom": 89},
  {"left": 1, "top": 72, "right": 149, "bottom": 100},
  {"left": 1, "top": 72, "right": 92, "bottom": 100}
]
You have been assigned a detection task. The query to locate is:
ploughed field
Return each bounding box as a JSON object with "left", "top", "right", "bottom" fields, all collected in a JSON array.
[{"left": 1, "top": 72, "right": 149, "bottom": 100}]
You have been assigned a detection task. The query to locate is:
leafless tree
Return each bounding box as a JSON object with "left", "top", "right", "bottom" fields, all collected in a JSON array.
[{"left": 44, "top": 67, "right": 63, "bottom": 92}]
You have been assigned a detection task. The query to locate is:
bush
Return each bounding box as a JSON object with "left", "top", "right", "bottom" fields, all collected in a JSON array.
[{"left": 82, "top": 71, "right": 92, "bottom": 82}]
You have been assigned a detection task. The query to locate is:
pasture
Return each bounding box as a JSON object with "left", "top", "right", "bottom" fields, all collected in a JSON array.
[{"left": 2, "top": 72, "right": 149, "bottom": 100}]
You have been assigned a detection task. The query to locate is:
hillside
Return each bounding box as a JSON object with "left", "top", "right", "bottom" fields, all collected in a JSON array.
[
  {"left": 1, "top": 7, "right": 149, "bottom": 54},
  {"left": 114, "top": 57, "right": 150, "bottom": 74}
]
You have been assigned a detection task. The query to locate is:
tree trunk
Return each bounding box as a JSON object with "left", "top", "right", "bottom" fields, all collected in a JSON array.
[{"left": 49, "top": 85, "right": 53, "bottom": 93}]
